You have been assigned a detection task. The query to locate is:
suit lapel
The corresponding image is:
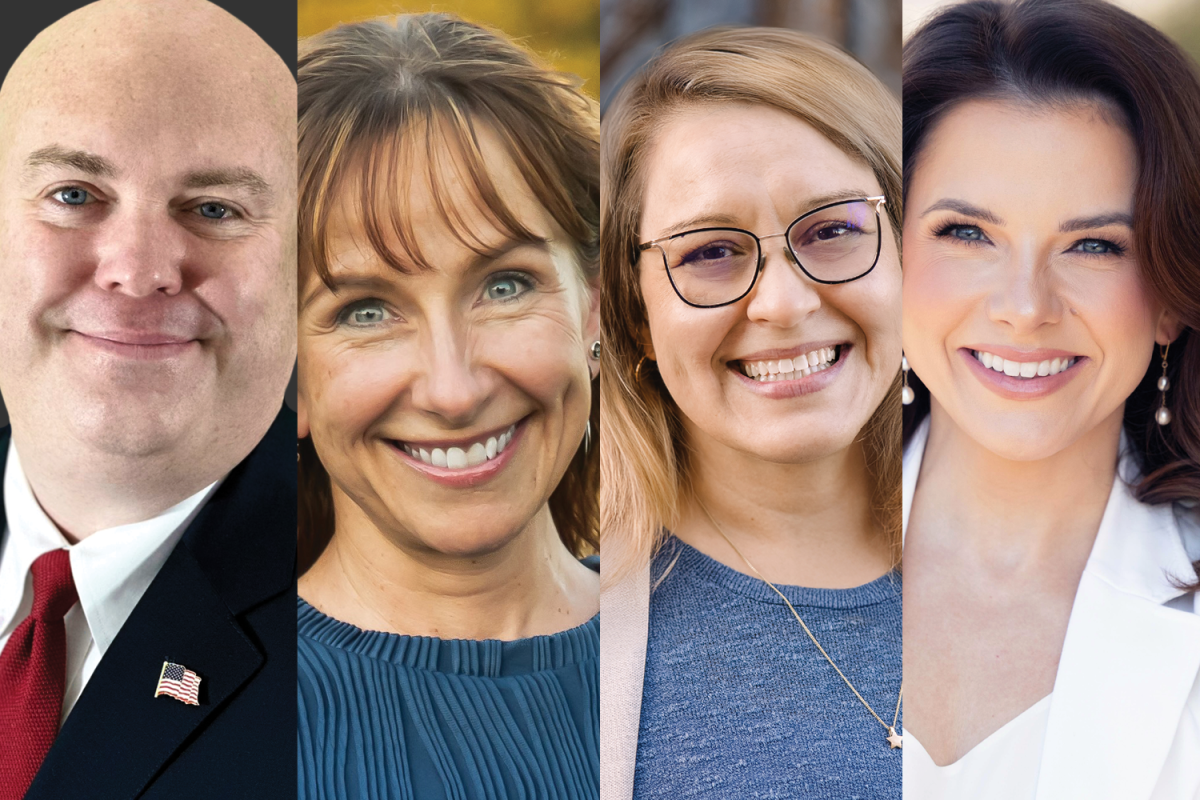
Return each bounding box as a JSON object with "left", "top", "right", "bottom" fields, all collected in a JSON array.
[
  {"left": 15, "top": 409, "right": 295, "bottom": 799},
  {"left": 1035, "top": 472, "right": 1200, "bottom": 800},
  {"left": 25, "top": 543, "right": 263, "bottom": 799}
]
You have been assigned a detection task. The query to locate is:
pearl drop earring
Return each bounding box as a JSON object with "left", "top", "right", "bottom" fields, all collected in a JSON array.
[
  {"left": 901, "top": 354, "right": 914, "bottom": 406},
  {"left": 1156, "top": 343, "right": 1172, "bottom": 426}
]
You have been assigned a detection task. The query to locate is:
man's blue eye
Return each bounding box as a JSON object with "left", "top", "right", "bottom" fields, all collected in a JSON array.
[
  {"left": 198, "top": 202, "right": 229, "bottom": 219},
  {"left": 55, "top": 188, "right": 90, "bottom": 206}
]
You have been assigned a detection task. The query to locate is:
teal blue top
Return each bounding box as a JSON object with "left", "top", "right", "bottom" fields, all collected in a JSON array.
[{"left": 297, "top": 586, "right": 599, "bottom": 799}]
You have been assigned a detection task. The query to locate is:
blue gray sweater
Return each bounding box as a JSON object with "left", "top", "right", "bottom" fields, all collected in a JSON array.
[{"left": 633, "top": 536, "right": 902, "bottom": 799}]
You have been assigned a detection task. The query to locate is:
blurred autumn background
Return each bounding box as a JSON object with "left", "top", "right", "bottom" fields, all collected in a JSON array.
[{"left": 298, "top": 0, "right": 600, "bottom": 99}]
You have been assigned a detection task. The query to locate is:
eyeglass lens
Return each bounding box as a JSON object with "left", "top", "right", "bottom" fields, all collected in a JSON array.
[{"left": 659, "top": 199, "right": 881, "bottom": 306}]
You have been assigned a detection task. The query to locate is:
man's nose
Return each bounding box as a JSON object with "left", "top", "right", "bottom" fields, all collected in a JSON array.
[{"left": 92, "top": 206, "right": 186, "bottom": 297}]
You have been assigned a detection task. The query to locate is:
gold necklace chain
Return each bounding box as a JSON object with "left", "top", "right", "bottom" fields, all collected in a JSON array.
[{"left": 697, "top": 501, "right": 904, "bottom": 750}]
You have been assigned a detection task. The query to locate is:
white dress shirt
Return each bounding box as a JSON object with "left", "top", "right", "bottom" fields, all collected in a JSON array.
[{"left": 0, "top": 443, "right": 219, "bottom": 721}]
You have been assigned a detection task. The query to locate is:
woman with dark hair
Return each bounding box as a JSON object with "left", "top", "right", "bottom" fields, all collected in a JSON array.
[
  {"left": 902, "top": 1, "right": 1200, "bottom": 797},
  {"left": 295, "top": 13, "right": 600, "bottom": 797}
]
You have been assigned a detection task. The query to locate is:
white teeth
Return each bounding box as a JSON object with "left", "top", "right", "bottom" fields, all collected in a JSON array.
[
  {"left": 402, "top": 424, "right": 517, "bottom": 470},
  {"left": 973, "top": 350, "right": 1076, "bottom": 379},
  {"left": 739, "top": 346, "right": 840, "bottom": 382}
]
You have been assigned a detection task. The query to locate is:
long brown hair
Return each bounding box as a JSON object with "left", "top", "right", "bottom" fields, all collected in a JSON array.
[
  {"left": 600, "top": 27, "right": 904, "bottom": 586},
  {"left": 297, "top": 13, "right": 600, "bottom": 572},
  {"left": 904, "top": 0, "right": 1200, "bottom": 585}
]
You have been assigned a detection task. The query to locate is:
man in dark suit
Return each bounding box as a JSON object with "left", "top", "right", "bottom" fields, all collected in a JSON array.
[{"left": 0, "top": 1, "right": 296, "bottom": 796}]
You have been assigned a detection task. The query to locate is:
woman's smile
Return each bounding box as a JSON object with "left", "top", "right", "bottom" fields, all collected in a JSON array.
[
  {"left": 727, "top": 342, "right": 851, "bottom": 397},
  {"left": 391, "top": 418, "right": 524, "bottom": 488},
  {"left": 960, "top": 346, "right": 1087, "bottom": 400}
]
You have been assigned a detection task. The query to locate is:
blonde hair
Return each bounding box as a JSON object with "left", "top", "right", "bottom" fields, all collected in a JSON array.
[
  {"left": 297, "top": 13, "right": 600, "bottom": 571},
  {"left": 600, "top": 27, "right": 903, "bottom": 585}
]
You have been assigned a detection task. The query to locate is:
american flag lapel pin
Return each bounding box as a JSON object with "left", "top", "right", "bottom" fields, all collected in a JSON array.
[{"left": 155, "top": 660, "right": 201, "bottom": 706}]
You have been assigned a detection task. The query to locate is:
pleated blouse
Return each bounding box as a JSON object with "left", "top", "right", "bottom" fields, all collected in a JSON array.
[{"left": 297, "top": 593, "right": 600, "bottom": 800}]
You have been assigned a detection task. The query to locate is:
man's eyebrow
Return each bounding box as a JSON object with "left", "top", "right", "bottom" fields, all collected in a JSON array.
[
  {"left": 182, "top": 168, "right": 272, "bottom": 198},
  {"left": 24, "top": 145, "right": 118, "bottom": 179}
]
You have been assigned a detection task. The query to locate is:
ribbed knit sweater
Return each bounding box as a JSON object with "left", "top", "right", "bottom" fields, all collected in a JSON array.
[
  {"left": 297, "top": 560, "right": 599, "bottom": 799},
  {"left": 633, "top": 537, "right": 901, "bottom": 799}
]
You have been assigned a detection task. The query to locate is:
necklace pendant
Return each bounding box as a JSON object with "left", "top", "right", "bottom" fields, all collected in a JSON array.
[{"left": 886, "top": 726, "right": 903, "bottom": 750}]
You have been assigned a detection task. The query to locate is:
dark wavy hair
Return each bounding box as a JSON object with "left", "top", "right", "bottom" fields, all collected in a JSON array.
[
  {"left": 903, "top": 0, "right": 1200, "bottom": 585},
  {"left": 297, "top": 13, "right": 600, "bottom": 572}
]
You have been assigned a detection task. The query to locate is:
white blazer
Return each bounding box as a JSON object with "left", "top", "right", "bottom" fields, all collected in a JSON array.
[{"left": 904, "top": 418, "right": 1200, "bottom": 800}]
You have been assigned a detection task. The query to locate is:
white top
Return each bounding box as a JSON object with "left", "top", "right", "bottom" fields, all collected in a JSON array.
[
  {"left": 0, "top": 443, "right": 218, "bottom": 720},
  {"left": 904, "top": 694, "right": 1051, "bottom": 799},
  {"left": 902, "top": 417, "right": 1200, "bottom": 800}
]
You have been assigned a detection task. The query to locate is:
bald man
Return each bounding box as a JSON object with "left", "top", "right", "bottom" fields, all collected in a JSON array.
[{"left": 0, "top": 1, "right": 296, "bottom": 797}]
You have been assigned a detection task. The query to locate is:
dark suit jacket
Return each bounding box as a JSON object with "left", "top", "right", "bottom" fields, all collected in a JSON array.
[{"left": 0, "top": 408, "right": 297, "bottom": 799}]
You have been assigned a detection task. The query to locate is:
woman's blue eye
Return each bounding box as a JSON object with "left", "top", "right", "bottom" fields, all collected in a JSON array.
[
  {"left": 1071, "top": 238, "right": 1124, "bottom": 256},
  {"left": 944, "top": 225, "right": 985, "bottom": 241},
  {"left": 485, "top": 273, "right": 532, "bottom": 301},
  {"left": 197, "top": 202, "right": 231, "bottom": 219},
  {"left": 339, "top": 301, "right": 391, "bottom": 327},
  {"left": 54, "top": 188, "right": 90, "bottom": 206}
]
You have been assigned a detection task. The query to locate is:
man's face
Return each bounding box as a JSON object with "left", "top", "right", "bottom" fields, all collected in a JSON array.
[{"left": 0, "top": 20, "right": 296, "bottom": 460}]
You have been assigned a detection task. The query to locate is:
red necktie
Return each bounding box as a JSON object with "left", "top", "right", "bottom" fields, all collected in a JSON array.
[{"left": 0, "top": 549, "right": 78, "bottom": 800}]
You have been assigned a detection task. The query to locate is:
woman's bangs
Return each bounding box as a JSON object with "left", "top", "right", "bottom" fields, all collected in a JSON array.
[{"left": 308, "top": 110, "right": 545, "bottom": 287}]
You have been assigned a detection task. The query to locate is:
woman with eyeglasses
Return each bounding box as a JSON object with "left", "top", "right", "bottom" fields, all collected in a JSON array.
[
  {"left": 902, "top": 2, "right": 1200, "bottom": 798},
  {"left": 296, "top": 14, "right": 600, "bottom": 798},
  {"left": 600, "top": 27, "right": 902, "bottom": 799}
]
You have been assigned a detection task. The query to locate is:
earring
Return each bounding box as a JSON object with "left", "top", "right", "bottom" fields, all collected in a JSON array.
[
  {"left": 590, "top": 340, "right": 601, "bottom": 360},
  {"left": 901, "top": 354, "right": 914, "bottom": 405},
  {"left": 584, "top": 419, "right": 592, "bottom": 454},
  {"left": 1156, "top": 343, "right": 1172, "bottom": 426},
  {"left": 635, "top": 356, "right": 650, "bottom": 382}
]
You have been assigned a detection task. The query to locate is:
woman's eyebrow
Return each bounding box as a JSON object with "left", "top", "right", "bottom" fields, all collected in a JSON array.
[
  {"left": 655, "top": 189, "right": 876, "bottom": 239},
  {"left": 1059, "top": 212, "right": 1133, "bottom": 232},
  {"left": 920, "top": 198, "right": 1002, "bottom": 224},
  {"left": 300, "top": 274, "right": 396, "bottom": 311}
]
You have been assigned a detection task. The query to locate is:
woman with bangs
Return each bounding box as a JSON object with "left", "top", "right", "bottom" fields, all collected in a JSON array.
[
  {"left": 902, "top": 1, "right": 1200, "bottom": 798},
  {"left": 295, "top": 14, "right": 600, "bottom": 798},
  {"left": 600, "top": 27, "right": 903, "bottom": 800}
]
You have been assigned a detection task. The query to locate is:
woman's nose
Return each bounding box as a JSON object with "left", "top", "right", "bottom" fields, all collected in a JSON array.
[
  {"left": 743, "top": 240, "right": 822, "bottom": 325},
  {"left": 986, "top": 247, "right": 1064, "bottom": 334},
  {"left": 410, "top": 322, "right": 491, "bottom": 424},
  {"left": 92, "top": 206, "right": 186, "bottom": 297}
]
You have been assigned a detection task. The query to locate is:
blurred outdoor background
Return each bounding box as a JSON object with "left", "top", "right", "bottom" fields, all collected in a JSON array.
[
  {"left": 298, "top": 0, "right": 600, "bottom": 99},
  {"left": 904, "top": 0, "right": 1200, "bottom": 61},
  {"left": 601, "top": 0, "right": 902, "bottom": 111}
]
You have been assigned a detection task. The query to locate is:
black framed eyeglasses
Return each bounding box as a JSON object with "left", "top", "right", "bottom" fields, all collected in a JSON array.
[{"left": 637, "top": 196, "right": 887, "bottom": 308}]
